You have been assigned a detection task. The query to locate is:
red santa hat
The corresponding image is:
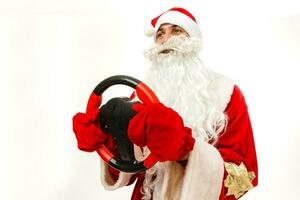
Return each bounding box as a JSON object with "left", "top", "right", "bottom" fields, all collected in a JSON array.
[{"left": 145, "top": 7, "right": 202, "bottom": 39}]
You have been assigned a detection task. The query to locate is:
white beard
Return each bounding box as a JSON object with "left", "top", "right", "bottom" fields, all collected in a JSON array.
[
  {"left": 141, "top": 36, "right": 227, "bottom": 200},
  {"left": 144, "top": 35, "right": 226, "bottom": 141}
]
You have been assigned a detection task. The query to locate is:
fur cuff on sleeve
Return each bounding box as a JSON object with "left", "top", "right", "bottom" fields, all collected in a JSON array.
[{"left": 100, "top": 160, "right": 133, "bottom": 191}]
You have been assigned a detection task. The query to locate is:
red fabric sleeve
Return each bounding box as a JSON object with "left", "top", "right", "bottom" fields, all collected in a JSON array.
[{"left": 215, "top": 85, "right": 258, "bottom": 200}]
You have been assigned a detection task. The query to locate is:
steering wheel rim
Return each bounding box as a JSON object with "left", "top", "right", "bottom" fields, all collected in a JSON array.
[{"left": 86, "top": 75, "right": 159, "bottom": 173}]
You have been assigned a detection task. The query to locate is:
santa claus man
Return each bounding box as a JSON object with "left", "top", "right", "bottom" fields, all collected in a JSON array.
[{"left": 73, "top": 7, "right": 258, "bottom": 200}]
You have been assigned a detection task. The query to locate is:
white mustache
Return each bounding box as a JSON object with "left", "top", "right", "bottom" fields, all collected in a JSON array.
[{"left": 144, "top": 35, "right": 202, "bottom": 62}]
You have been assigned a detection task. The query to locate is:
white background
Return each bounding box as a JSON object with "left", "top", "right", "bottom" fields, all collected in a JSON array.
[{"left": 1, "top": 0, "right": 300, "bottom": 199}]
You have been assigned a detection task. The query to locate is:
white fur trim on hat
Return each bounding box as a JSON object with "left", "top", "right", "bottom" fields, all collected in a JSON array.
[{"left": 154, "top": 10, "right": 202, "bottom": 39}]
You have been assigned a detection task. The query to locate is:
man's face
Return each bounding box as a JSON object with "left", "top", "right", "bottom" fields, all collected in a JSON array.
[{"left": 155, "top": 23, "right": 189, "bottom": 47}]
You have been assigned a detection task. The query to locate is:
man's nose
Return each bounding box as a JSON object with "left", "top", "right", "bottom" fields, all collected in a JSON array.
[{"left": 161, "top": 32, "right": 172, "bottom": 45}]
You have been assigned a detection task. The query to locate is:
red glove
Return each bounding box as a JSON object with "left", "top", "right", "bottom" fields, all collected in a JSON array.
[
  {"left": 128, "top": 103, "right": 195, "bottom": 165},
  {"left": 72, "top": 108, "right": 108, "bottom": 152}
]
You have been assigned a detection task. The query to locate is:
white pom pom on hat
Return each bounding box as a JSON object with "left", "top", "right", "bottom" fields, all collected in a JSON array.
[
  {"left": 144, "top": 7, "right": 202, "bottom": 39},
  {"left": 144, "top": 23, "right": 155, "bottom": 37}
]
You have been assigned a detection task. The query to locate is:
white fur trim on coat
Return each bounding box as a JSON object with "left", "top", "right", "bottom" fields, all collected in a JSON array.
[
  {"left": 180, "top": 139, "right": 225, "bottom": 200},
  {"left": 211, "top": 72, "right": 234, "bottom": 112},
  {"left": 100, "top": 160, "right": 133, "bottom": 191},
  {"left": 210, "top": 71, "right": 234, "bottom": 112}
]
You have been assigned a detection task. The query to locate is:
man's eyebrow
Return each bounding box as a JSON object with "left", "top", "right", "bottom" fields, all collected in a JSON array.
[
  {"left": 170, "top": 25, "right": 180, "bottom": 29},
  {"left": 156, "top": 24, "right": 183, "bottom": 34},
  {"left": 157, "top": 27, "right": 164, "bottom": 33}
]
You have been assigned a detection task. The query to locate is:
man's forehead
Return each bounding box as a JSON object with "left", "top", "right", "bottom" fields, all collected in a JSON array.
[{"left": 157, "top": 23, "right": 184, "bottom": 31}]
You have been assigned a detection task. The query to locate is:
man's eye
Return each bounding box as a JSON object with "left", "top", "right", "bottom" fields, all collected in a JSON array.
[{"left": 174, "top": 29, "right": 182, "bottom": 34}]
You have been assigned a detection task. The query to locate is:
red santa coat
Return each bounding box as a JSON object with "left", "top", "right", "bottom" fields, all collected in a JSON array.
[{"left": 100, "top": 73, "right": 258, "bottom": 200}]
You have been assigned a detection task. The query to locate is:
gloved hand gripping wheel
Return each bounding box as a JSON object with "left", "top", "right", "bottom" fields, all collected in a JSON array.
[{"left": 86, "top": 75, "right": 159, "bottom": 173}]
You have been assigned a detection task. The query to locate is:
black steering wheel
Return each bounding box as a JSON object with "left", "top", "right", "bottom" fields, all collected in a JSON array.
[{"left": 86, "top": 75, "right": 159, "bottom": 173}]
